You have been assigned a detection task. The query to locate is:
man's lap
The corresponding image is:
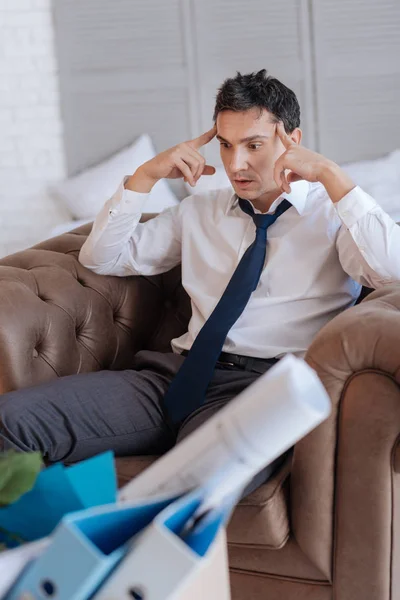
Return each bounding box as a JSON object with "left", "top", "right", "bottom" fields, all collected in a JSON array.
[
  {"left": 0, "top": 351, "right": 258, "bottom": 462},
  {"left": 0, "top": 350, "right": 288, "bottom": 498}
]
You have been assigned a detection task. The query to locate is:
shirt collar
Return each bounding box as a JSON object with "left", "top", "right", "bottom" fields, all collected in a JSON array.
[{"left": 226, "top": 180, "right": 309, "bottom": 216}]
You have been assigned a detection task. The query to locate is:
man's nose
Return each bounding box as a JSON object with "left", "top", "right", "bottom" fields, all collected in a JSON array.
[{"left": 229, "top": 150, "right": 248, "bottom": 173}]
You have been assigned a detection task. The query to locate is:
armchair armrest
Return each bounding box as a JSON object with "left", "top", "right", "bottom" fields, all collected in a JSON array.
[
  {"left": 0, "top": 227, "right": 165, "bottom": 393},
  {"left": 290, "top": 283, "right": 400, "bottom": 590}
]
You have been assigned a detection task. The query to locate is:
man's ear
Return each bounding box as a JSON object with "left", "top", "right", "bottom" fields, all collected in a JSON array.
[{"left": 291, "top": 127, "right": 302, "bottom": 145}]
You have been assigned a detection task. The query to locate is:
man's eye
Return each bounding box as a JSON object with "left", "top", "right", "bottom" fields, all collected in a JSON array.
[
  {"left": 249, "top": 144, "right": 262, "bottom": 150},
  {"left": 220, "top": 142, "right": 230, "bottom": 148}
]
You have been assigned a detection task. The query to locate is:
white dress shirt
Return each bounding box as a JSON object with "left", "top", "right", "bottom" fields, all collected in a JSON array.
[{"left": 79, "top": 180, "right": 400, "bottom": 359}]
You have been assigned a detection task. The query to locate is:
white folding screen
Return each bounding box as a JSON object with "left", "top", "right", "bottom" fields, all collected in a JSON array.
[
  {"left": 53, "top": 0, "right": 192, "bottom": 175},
  {"left": 311, "top": 0, "right": 400, "bottom": 162},
  {"left": 53, "top": 0, "right": 315, "bottom": 176},
  {"left": 187, "top": 0, "right": 316, "bottom": 165},
  {"left": 53, "top": 0, "right": 400, "bottom": 177}
]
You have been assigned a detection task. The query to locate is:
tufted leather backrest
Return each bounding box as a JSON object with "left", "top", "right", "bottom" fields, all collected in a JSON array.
[{"left": 0, "top": 221, "right": 191, "bottom": 393}]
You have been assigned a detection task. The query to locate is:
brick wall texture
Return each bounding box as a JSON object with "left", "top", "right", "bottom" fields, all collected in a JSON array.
[{"left": 0, "top": 0, "right": 69, "bottom": 257}]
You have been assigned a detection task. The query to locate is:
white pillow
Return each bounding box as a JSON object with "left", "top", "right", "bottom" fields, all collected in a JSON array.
[
  {"left": 341, "top": 149, "right": 400, "bottom": 222},
  {"left": 184, "top": 165, "right": 232, "bottom": 194},
  {"left": 50, "top": 134, "right": 179, "bottom": 219}
]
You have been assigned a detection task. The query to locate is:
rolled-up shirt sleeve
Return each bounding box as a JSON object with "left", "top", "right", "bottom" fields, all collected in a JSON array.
[
  {"left": 79, "top": 179, "right": 182, "bottom": 276},
  {"left": 335, "top": 185, "right": 400, "bottom": 288}
]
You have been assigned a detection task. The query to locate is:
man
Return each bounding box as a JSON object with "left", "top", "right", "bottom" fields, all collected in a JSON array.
[{"left": 1, "top": 70, "right": 399, "bottom": 493}]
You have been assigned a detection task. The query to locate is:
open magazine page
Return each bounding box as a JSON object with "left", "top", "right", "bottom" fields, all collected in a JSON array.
[{"left": 119, "top": 354, "right": 331, "bottom": 514}]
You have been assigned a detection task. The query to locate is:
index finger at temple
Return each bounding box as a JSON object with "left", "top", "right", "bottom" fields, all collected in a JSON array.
[
  {"left": 276, "top": 121, "right": 293, "bottom": 148},
  {"left": 191, "top": 125, "right": 217, "bottom": 149}
]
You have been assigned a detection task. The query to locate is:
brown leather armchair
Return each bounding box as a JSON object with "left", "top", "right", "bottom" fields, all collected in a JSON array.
[{"left": 0, "top": 222, "right": 399, "bottom": 600}]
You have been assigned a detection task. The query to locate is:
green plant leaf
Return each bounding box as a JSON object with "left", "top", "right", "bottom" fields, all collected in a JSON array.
[{"left": 0, "top": 451, "right": 43, "bottom": 506}]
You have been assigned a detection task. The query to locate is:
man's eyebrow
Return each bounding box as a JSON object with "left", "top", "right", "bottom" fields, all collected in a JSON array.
[{"left": 216, "top": 134, "right": 270, "bottom": 144}]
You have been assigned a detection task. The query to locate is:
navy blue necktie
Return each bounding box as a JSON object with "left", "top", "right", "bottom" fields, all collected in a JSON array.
[{"left": 163, "top": 197, "right": 292, "bottom": 424}]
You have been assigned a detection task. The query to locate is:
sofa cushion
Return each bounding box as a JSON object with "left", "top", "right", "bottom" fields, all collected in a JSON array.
[
  {"left": 115, "top": 455, "right": 157, "bottom": 487},
  {"left": 226, "top": 453, "right": 292, "bottom": 549},
  {"left": 115, "top": 452, "right": 292, "bottom": 550}
]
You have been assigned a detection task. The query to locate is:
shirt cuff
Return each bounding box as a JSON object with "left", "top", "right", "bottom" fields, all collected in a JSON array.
[
  {"left": 108, "top": 177, "right": 149, "bottom": 216},
  {"left": 334, "top": 185, "right": 378, "bottom": 228}
]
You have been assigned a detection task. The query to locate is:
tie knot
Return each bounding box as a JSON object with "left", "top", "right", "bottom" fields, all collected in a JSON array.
[{"left": 239, "top": 198, "right": 292, "bottom": 230}]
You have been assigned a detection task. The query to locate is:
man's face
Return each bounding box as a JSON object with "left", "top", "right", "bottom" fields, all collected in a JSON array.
[{"left": 216, "top": 108, "right": 297, "bottom": 201}]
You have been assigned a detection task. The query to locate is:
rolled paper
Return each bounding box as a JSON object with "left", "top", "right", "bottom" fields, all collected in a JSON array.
[{"left": 119, "top": 354, "right": 331, "bottom": 512}]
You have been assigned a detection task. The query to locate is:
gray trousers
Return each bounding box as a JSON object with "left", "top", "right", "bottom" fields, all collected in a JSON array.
[{"left": 0, "top": 350, "right": 288, "bottom": 496}]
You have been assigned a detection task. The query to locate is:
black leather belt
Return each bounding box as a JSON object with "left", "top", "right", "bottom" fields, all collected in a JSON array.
[{"left": 181, "top": 350, "right": 279, "bottom": 374}]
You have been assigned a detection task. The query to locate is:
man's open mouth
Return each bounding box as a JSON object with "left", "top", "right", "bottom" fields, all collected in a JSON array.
[{"left": 234, "top": 179, "right": 253, "bottom": 186}]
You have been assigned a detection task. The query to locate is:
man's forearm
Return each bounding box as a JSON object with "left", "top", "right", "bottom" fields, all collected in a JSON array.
[{"left": 317, "top": 161, "right": 356, "bottom": 204}]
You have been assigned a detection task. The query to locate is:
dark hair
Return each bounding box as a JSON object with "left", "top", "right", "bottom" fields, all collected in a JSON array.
[{"left": 213, "top": 69, "right": 300, "bottom": 133}]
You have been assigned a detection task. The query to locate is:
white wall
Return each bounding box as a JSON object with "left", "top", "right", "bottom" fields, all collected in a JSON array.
[{"left": 0, "top": 0, "right": 69, "bottom": 258}]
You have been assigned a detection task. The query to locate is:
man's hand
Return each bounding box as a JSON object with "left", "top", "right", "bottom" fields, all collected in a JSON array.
[
  {"left": 273, "top": 122, "right": 331, "bottom": 193},
  {"left": 126, "top": 126, "right": 217, "bottom": 193},
  {"left": 273, "top": 122, "right": 355, "bottom": 203}
]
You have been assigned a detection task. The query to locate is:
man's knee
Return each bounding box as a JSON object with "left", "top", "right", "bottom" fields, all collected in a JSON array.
[
  {"left": 0, "top": 390, "right": 35, "bottom": 452},
  {"left": 0, "top": 389, "right": 68, "bottom": 459}
]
